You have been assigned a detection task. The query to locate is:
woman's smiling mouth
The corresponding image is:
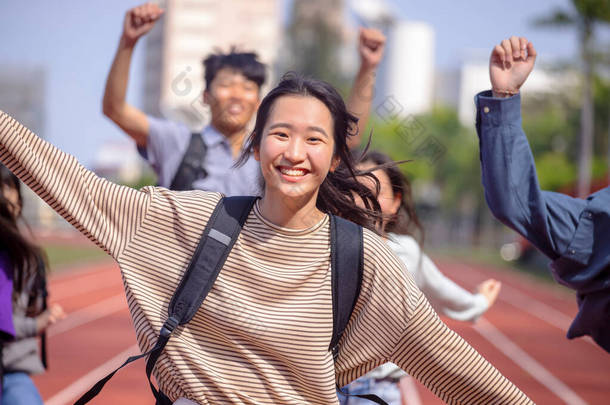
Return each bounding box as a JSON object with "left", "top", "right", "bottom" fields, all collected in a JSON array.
[{"left": 277, "top": 166, "right": 310, "bottom": 181}]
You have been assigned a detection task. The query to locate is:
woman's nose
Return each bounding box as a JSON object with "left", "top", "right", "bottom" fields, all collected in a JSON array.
[{"left": 284, "top": 138, "right": 305, "bottom": 162}]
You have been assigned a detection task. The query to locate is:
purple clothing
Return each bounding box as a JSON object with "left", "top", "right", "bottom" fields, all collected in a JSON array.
[{"left": 0, "top": 253, "right": 14, "bottom": 340}]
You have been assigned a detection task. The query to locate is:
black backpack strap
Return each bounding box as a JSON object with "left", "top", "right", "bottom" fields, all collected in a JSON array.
[
  {"left": 329, "top": 215, "right": 388, "bottom": 405},
  {"left": 329, "top": 214, "right": 363, "bottom": 358},
  {"left": 74, "top": 196, "right": 257, "bottom": 405},
  {"left": 169, "top": 132, "right": 208, "bottom": 191},
  {"left": 37, "top": 256, "right": 49, "bottom": 369},
  {"left": 167, "top": 196, "right": 257, "bottom": 325}
]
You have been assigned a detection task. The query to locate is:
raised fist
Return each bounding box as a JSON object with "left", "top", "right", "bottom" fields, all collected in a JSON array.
[
  {"left": 122, "top": 3, "right": 164, "bottom": 46},
  {"left": 358, "top": 28, "right": 386, "bottom": 70},
  {"left": 489, "top": 36, "right": 537, "bottom": 97}
]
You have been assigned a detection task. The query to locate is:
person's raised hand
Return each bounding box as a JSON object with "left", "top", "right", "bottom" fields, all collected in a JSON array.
[
  {"left": 489, "top": 36, "right": 536, "bottom": 98},
  {"left": 358, "top": 28, "right": 387, "bottom": 71},
  {"left": 476, "top": 279, "right": 502, "bottom": 308},
  {"left": 122, "top": 3, "right": 164, "bottom": 47}
]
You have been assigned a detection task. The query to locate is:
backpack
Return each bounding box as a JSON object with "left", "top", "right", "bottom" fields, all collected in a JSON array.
[
  {"left": 75, "top": 196, "right": 388, "bottom": 405},
  {"left": 169, "top": 133, "right": 208, "bottom": 191}
]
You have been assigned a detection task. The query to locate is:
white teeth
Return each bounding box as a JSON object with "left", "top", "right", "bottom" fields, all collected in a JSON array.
[{"left": 280, "top": 168, "right": 306, "bottom": 176}]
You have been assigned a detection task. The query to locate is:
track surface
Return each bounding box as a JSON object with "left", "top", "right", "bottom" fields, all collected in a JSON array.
[{"left": 34, "top": 257, "right": 609, "bottom": 404}]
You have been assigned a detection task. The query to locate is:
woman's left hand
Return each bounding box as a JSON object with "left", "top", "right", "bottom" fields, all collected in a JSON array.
[
  {"left": 36, "top": 303, "right": 67, "bottom": 333},
  {"left": 476, "top": 279, "right": 502, "bottom": 307}
]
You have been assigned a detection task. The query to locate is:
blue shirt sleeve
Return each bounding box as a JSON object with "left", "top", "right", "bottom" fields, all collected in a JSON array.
[
  {"left": 476, "top": 92, "right": 610, "bottom": 352},
  {"left": 475, "top": 90, "right": 587, "bottom": 262},
  {"left": 139, "top": 116, "right": 191, "bottom": 188}
]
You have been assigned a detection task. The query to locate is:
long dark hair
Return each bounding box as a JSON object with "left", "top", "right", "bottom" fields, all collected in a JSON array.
[
  {"left": 236, "top": 73, "right": 384, "bottom": 231},
  {"left": 0, "top": 165, "right": 44, "bottom": 302},
  {"left": 357, "top": 151, "right": 424, "bottom": 242}
]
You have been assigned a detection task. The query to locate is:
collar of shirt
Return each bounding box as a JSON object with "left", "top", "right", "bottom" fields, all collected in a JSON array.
[
  {"left": 202, "top": 125, "right": 253, "bottom": 153},
  {"left": 201, "top": 125, "right": 229, "bottom": 149}
]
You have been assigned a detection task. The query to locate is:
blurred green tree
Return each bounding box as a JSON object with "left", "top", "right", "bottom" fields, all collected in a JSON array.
[
  {"left": 534, "top": 0, "right": 610, "bottom": 197},
  {"left": 365, "top": 73, "right": 609, "bottom": 245},
  {"left": 285, "top": 0, "right": 350, "bottom": 92}
]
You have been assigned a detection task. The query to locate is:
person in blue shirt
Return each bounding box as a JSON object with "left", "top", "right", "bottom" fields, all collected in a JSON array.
[{"left": 475, "top": 35, "right": 610, "bottom": 353}]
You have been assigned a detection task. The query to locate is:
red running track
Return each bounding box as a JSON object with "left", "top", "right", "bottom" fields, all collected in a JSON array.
[{"left": 34, "top": 257, "right": 609, "bottom": 405}]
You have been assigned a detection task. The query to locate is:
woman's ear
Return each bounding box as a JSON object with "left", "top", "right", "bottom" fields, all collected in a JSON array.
[
  {"left": 391, "top": 192, "right": 402, "bottom": 215},
  {"left": 253, "top": 141, "right": 260, "bottom": 161},
  {"left": 330, "top": 156, "right": 341, "bottom": 173}
]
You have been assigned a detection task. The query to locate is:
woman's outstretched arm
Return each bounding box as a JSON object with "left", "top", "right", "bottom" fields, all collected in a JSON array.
[
  {"left": 0, "top": 111, "right": 151, "bottom": 260},
  {"left": 392, "top": 292, "right": 533, "bottom": 404},
  {"left": 336, "top": 233, "right": 531, "bottom": 404}
]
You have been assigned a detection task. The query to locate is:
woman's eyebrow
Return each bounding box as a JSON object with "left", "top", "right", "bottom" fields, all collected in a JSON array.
[
  {"left": 308, "top": 126, "right": 328, "bottom": 138},
  {"left": 268, "top": 122, "right": 293, "bottom": 131},
  {"left": 268, "top": 123, "right": 328, "bottom": 138}
]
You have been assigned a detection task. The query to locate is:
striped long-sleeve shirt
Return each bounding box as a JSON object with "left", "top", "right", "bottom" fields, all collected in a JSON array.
[{"left": 0, "top": 112, "right": 533, "bottom": 404}]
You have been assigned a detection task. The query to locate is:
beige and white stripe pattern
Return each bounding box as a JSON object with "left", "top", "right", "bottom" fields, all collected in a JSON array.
[{"left": 0, "top": 111, "right": 533, "bottom": 404}]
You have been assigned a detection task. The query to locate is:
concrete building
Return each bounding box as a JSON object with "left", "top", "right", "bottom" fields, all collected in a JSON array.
[
  {"left": 92, "top": 139, "right": 147, "bottom": 185},
  {"left": 0, "top": 66, "right": 45, "bottom": 136},
  {"left": 0, "top": 66, "right": 53, "bottom": 227},
  {"left": 143, "top": 0, "right": 281, "bottom": 130},
  {"left": 385, "top": 21, "right": 435, "bottom": 117}
]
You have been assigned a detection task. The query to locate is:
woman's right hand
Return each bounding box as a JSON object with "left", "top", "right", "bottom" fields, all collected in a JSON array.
[
  {"left": 36, "top": 303, "right": 67, "bottom": 333},
  {"left": 476, "top": 279, "right": 502, "bottom": 307},
  {"left": 121, "top": 3, "right": 164, "bottom": 47}
]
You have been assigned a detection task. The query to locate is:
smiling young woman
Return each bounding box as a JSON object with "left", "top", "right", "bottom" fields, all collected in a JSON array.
[
  {"left": 254, "top": 95, "right": 339, "bottom": 228},
  {"left": 0, "top": 73, "right": 532, "bottom": 404}
]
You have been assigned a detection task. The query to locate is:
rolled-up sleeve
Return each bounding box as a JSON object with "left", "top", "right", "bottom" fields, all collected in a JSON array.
[{"left": 475, "top": 90, "right": 587, "bottom": 262}]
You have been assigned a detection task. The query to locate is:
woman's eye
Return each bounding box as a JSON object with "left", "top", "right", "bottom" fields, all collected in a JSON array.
[
  {"left": 272, "top": 132, "right": 288, "bottom": 138},
  {"left": 308, "top": 137, "right": 322, "bottom": 143}
]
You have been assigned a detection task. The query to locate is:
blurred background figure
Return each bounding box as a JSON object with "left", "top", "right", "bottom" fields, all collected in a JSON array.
[
  {"left": 339, "top": 150, "right": 501, "bottom": 404},
  {"left": 0, "top": 165, "right": 66, "bottom": 405}
]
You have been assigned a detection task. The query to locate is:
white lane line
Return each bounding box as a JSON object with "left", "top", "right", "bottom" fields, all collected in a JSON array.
[
  {"left": 498, "top": 284, "right": 573, "bottom": 331},
  {"left": 399, "top": 376, "right": 422, "bottom": 405},
  {"left": 48, "top": 294, "right": 127, "bottom": 337},
  {"left": 448, "top": 268, "right": 596, "bottom": 346},
  {"left": 45, "top": 344, "right": 140, "bottom": 405},
  {"left": 474, "top": 318, "right": 587, "bottom": 405},
  {"left": 447, "top": 266, "right": 575, "bottom": 330},
  {"left": 51, "top": 275, "right": 121, "bottom": 301}
]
